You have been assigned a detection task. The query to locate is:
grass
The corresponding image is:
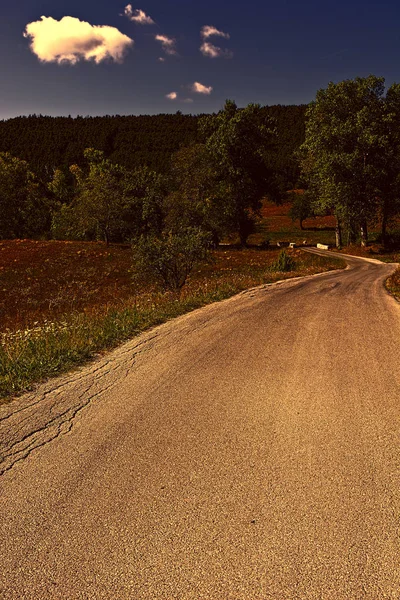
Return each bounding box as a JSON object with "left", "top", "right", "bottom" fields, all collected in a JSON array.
[
  {"left": 0, "top": 242, "right": 345, "bottom": 402},
  {"left": 385, "top": 265, "right": 400, "bottom": 302}
]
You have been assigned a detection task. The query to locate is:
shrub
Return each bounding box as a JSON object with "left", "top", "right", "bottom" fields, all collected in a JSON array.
[
  {"left": 271, "top": 249, "right": 296, "bottom": 272},
  {"left": 132, "top": 227, "right": 212, "bottom": 291}
]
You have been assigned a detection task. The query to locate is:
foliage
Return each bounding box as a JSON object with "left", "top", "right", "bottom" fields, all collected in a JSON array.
[
  {"left": 132, "top": 228, "right": 212, "bottom": 291},
  {"left": 301, "top": 75, "right": 400, "bottom": 247},
  {"left": 200, "top": 100, "right": 282, "bottom": 245},
  {"left": 47, "top": 168, "right": 74, "bottom": 204},
  {"left": 167, "top": 143, "right": 232, "bottom": 245},
  {"left": 288, "top": 191, "right": 314, "bottom": 229},
  {"left": 0, "top": 105, "right": 309, "bottom": 242},
  {"left": 0, "top": 152, "right": 50, "bottom": 239},
  {"left": 0, "top": 108, "right": 306, "bottom": 184},
  {"left": 271, "top": 249, "right": 296, "bottom": 272},
  {"left": 52, "top": 149, "right": 166, "bottom": 244}
]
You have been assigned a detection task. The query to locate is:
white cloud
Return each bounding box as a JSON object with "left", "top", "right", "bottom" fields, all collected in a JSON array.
[
  {"left": 200, "top": 25, "right": 232, "bottom": 58},
  {"left": 200, "top": 41, "right": 232, "bottom": 59},
  {"left": 201, "top": 25, "right": 230, "bottom": 40},
  {"left": 166, "top": 91, "right": 177, "bottom": 100},
  {"left": 158, "top": 56, "right": 165, "bottom": 62},
  {"left": 155, "top": 34, "right": 177, "bottom": 55},
  {"left": 192, "top": 81, "right": 213, "bottom": 95},
  {"left": 23, "top": 16, "right": 133, "bottom": 65},
  {"left": 123, "top": 5, "right": 155, "bottom": 25}
]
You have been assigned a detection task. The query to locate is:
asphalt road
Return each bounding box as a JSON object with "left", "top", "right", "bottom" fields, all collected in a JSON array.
[{"left": 1, "top": 251, "right": 399, "bottom": 599}]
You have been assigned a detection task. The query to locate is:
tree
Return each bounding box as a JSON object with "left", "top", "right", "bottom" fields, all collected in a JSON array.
[
  {"left": 288, "top": 190, "right": 313, "bottom": 230},
  {"left": 57, "top": 149, "right": 167, "bottom": 244},
  {"left": 47, "top": 168, "right": 74, "bottom": 205},
  {"left": 200, "top": 100, "right": 280, "bottom": 246},
  {"left": 166, "top": 144, "right": 229, "bottom": 245},
  {"left": 300, "top": 76, "right": 391, "bottom": 247},
  {"left": 375, "top": 83, "right": 400, "bottom": 247},
  {"left": 132, "top": 227, "right": 212, "bottom": 291},
  {"left": 122, "top": 165, "right": 166, "bottom": 240},
  {"left": 70, "top": 149, "right": 126, "bottom": 244},
  {"left": 0, "top": 152, "right": 49, "bottom": 239}
]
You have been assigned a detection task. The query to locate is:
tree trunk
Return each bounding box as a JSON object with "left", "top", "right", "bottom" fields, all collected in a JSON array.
[
  {"left": 381, "top": 201, "right": 389, "bottom": 249},
  {"left": 238, "top": 220, "right": 250, "bottom": 247},
  {"left": 335, "top": 216, "right": 342, "bottom": 248},
  {"left": 239, "top": 232, "right": 248, "bottom": 247},
  {"left": 299, "top": 218, "right": 304, "bottom": 230},
  {"left": 360, "top": 220, "right": 368, "bottom": 247},
  {"left": 347, "top": 218, "right": 357, "bottom": 245},
  {"left": 211, "top": 230, "right": 220, "bottom": 248}
]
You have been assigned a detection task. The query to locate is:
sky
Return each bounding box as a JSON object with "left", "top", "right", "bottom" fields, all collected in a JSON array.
[{"left": 1, "top": 0, "right": 400, "bottom": 119}]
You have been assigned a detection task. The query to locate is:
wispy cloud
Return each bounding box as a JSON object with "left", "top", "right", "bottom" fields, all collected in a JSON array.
[
  {"left": 123, "top": 5, "right": 155, "bottom": 25},
  {"left": 191, "top": 82, "right": 213, "bottom": 95},
  {"left": 155, "top": 34, "right": 177, "bottom": 56},
  {"left": 23, "top": 16, "right": 133, "bottom": 64},
  {"left": 201, "top": 25, "right": 230, "bottom": 40},
  {"left": 158, "top": 56, "right": 165, "bottom": 62},
  {"left": 183, "top": 98, "right": 194, "bottom": 103},
  {"left": 200, "top": 41, "right": 232, "bottom": 59},
  {"left": 200, "top": 25, "right": 232, "bottom": 58},
  {"left": 166, "top": 91, "right": 177, "bottom": 100}
]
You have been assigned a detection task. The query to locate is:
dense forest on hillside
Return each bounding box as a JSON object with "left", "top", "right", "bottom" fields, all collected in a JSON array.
[{"left": 0, "top": 105, "right": 306, "bottom": 185}]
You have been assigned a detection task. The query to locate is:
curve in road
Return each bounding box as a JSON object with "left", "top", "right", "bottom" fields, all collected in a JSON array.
[{"left": 0, "top": 251, "right": 399, "bottom": 599}]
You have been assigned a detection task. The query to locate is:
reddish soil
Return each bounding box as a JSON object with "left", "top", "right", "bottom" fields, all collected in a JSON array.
[
  {"left": 0, "top": 240, "right": 282, "bottom": 331},
  {"left": 0, "top": 240, "right": 134, "bottom": 330},
  {"left": 260, "top": 200, "right": 336, "bottom": 230},
  {"left": 2, "top": 199, "right": 391, "bottom": 332}
]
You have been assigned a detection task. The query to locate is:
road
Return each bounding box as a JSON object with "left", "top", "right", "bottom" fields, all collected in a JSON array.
[{"left": 1, "top": 251, "right": 399, "bottom": 599}]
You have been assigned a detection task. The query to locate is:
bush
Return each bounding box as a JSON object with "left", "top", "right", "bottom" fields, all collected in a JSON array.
[
  {"left": 271, "top": 249, "right": 296, "bottom": 272},
  {"left": 132, "top": 228, "right": 212, "bottom": 291}
]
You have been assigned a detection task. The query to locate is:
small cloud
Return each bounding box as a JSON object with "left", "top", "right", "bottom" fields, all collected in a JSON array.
[
  {"left": 192, "top": 81, "right": 213, "bottom": 95},
  {"left": 123, "top": 5, "right": 155, "bottom": 25},
  {"left": 166, "top": 91, "right": 177, "bottom": 100},
  {"left": 155, "top": 34, "right": 177, "bottom": 56},
  {"left": 201, "top": 25, "right": 230, "bottom": 40},
  {"left": 200, "top": 41, "right": 232, "bottom": 59},
  {"left": 23, "top": 15, "right": 133, "bottom": 64},
  {"left": 158, "top": 56, "right": 165, "bottom": 62},
  {"left": 183, "top": 98, "right": 194, "bottom": 103}
]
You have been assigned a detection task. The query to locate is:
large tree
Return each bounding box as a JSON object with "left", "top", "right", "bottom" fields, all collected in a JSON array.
[
  {"left": 376, "top": 83, "right": 400, "bottom": 247},
  {"left": 200, "top": 100, "right": 281, "bottom": 245},
  {"left": 166, "top": 144, "right": 230, "bottom": 246},
  {"left": 300, "top": 76, "right": 400, "bottom": 247}
]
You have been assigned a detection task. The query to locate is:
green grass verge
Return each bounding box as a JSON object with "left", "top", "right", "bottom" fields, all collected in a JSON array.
[{"left": 0, "top": 253, "right": 345, "bottom": 402}]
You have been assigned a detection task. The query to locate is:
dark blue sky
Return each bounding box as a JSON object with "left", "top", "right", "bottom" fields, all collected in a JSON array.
[{"left": 1, "top": 0, "right": 400, "bottom": 118}]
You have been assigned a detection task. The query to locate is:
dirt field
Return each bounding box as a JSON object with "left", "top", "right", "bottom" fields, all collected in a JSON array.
[{"left": 0, "top": 200, "right": 366, "bottom": 334}]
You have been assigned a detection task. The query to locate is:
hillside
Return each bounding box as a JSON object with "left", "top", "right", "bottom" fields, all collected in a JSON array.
[{"left": 0, "top": 105, "right": 306, "bottom": 184}]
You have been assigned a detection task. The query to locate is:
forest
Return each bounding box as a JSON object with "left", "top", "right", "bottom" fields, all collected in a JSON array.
[
  {"left": 1, "top": 77, "right": 400, "bottom": 260},
  {"left": 0, "top": 102, "right": 306, "bottom": 258},
  {"left": 0, "top": 105, "right": 306, "bottom": 181}
]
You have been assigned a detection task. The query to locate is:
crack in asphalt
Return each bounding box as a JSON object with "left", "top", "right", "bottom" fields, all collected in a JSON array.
[{"left": 0, "top": 333, "right": 161, "bottom": 476}]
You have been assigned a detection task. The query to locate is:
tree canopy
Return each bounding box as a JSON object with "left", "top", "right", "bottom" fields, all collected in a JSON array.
[
  {"left": 0, "top": 152, "right": 49, "bottom": 239},
  {"left": 301, "top": 75, "right": 400, "bottom": 246},
  {"left": 200, "top": 100, "right": 282, "bottom": 245}
]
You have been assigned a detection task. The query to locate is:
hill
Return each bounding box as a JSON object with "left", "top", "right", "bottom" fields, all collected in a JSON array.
[{"left": 0, "top": 105, "right": 306, "bottom": 185}]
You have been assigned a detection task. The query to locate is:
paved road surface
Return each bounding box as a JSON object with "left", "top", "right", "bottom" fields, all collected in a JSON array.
[{"left": 1, "top": 251, "right": 399, "bottom": 599}]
